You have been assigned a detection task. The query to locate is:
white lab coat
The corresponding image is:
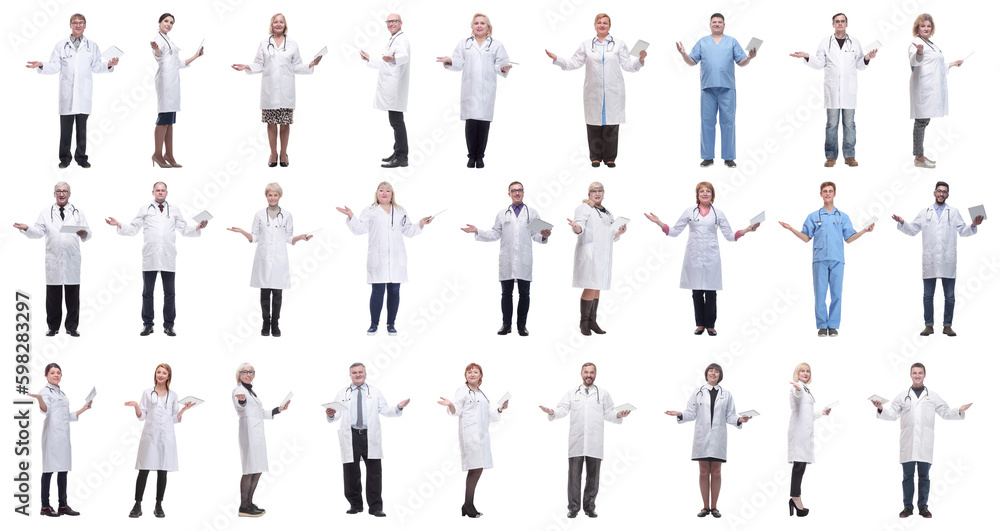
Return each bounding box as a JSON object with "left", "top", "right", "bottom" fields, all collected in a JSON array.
[
  {"left": 152, "top": 33, "right": 188, "bottom": 113},
  {"left": 118, "top": 201, "right": 200, "bottom": 272},
  {"left": 20, "top": 203, "right": 91, "bottom": 285},
  {"left": 908, "top": 39, "right": 949, "bottom": 119},
  {"left": 549, "top": 385, "right": 621, "bottom": 459},
  {"left": 347, "top": 205, "right": 422, "bottom": 284},
  {"left": 665, "top": 206, "right": 738, "bottom": 290},
  {"left": 474, "top": 205, "right": 547, "bottom": 281},
  {"left": 134, "top": 389, "right": 181, "bottom": 471},
  {"left": 802, "top": 34, "right": 868, "bottom": 109},
  {"left": 232, "top": 384, "right": 274, "bottom": 475},
  {"left": 445, "top": 37, "right": 509, "bottom": 121},
  {"left": 877, "top": 386, "right": 964, "bottom": 463},
  {"left": 40, "top": 383, "right": 78, "bottom": 473},
  {"left": 246, "top": 37, "right": 313, "bottom": 110},
  {"left": 678, "top": 385, "right": 742, "bottom": 461},
  {"left": 572, "top": 204, "right": 618, "bottom": 290},
  {"left": 37, "top": 36, "right": 114, "bottom": 115},
  {"left": 897, "top": 203, "right": 977, "bottom": 279},
  {"left": 447, "top": 386, "right": 501, "bottom": 471},
  {"left": 327, "top": 384, "right": 403, "bottom": 464},
  {"left": 369, "top": 31, "right": 410, "bottom": 112},
  {"left": 554, "top": 36, "right": 642, "bottom": 125},
  {"left": 249, "top": 208, "right": 294, "bottom": 289},
  {"left": 787, "top": 384, "right": 823, "bottom": 464}
]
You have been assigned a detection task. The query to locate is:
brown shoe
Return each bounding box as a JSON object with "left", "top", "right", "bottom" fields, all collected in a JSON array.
[
  {"left": 845, "top": 157, "right": 859, "bottom": 167},
  {"left": 824, "top": 158, "right": 836, "bottom": 167},
  {"left": 920, "top": 326, "right": 933, "bottom": 336},
  {"left": 942, "top": 326, "right": 956, "bottom": 336}
]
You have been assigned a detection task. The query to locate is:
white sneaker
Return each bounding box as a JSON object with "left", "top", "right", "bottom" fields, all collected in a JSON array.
[{"left": 914, "top": 158, "right": 936, "bottom": 168}]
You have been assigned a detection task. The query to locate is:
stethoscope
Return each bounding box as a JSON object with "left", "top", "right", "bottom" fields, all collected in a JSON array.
[
  {"left": 592, "top": 35, "right": 615, "bottom": 52},
  {"left": 575, "top": 384, "right": 600, "bottom": 403},
  {"left": 812, "top": 208, "right": 842, "bottom": 229},
  {"left": 465, "top": 35, "right": 492, "bottom": 51},
  {"left": 147, "top": 201, "right": 171, "bottom": 218},
  {"left": 61, "top": 36, "right": 91, "bottom": 58},
  {"left": 149, "top": 389, "right": 170, "bottom": 408},
  {"left": 504, "top": 203, "right": 530, "bottom": 223},
  {"left": 925, "top": 206, "right": 950, "bottom": 222},
  {"left": 904, "top": 386, "right": 929, "bottom": 403},
  {"left": 694, "top": 385, "right": 725, "bottom": 405},
  {"left": 265, "top": 207, "right": 285, "bottom": 227},
  {"left": 50, "top": 203, "right": 81, "bottom": 223},
  {"left": 387, "top": 30, "right": 404, "bottom": 51},
  {"left": 343, "top": 384, "right": 373, "bottom": 401},
  {"left": 916, "top": 37, "right": 939, "bottom": 53},
  {"left": 591, "top": 204, "right": 612, "bottom": 219},
  {"left": 827, "top": 33, "right": 856, "bottom": 53},
  {"left": 373, "top": 204, "right": 399, "bottom": 230},
  {"left": 267, "top": 35, "right": 287, "bottom": 56},
  {"left": 158, "top": 32, "right": 173, "bottom": 52},
  {"left": 692, "top": 204, "right": 719, "bottom": 228},
  {"left": 465, "top": 385, "right": 490, "bottom": 404}
]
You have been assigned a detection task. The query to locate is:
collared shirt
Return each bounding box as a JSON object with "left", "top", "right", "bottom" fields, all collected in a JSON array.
[
  {"left": 511, "top": 203, "right": 524, "bottom": 218},
  {"left": 71, "top": 35, "right": 83, "bottom": 50},
  {"left": 801, "top": 207, "right": 857, "bottom": 263},
  {"left": 349, "top": 383, "right": 369, "bottom": 429},
  {"left": 933, "top": 203, "right": 946, "bottom": 219}
]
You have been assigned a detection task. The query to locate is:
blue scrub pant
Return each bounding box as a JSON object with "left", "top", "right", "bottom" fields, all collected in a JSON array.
[
  {"left": 901, "top": 461, "right": 931, "bottom": 510},
  {"left": 700, "top": 87, "right": 736, "bottom": 160},
  {"left": 812, "top": 260, "right": 843, "bottom": 329}
]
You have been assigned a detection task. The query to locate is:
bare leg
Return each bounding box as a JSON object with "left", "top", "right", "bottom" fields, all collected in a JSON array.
[
  {"left": 153, "top": 125, "right": 168, "bottom": 164},
  {"left": 267, "top": 124, "right": 278, "bottom": 163},
  {"left": 163, "top": 125, "right": 181, "bottom": 166},
  {"left": 698, "top": 462, "right": 711, "bottom": 508},
  {"left": 581, "top": 289, "right": 600, "bottom": 302},
  {"left": 710, "top": 462, "right": 722, "bottom": 508},
  {"left": 279, "top": 124, "right": 290, "bottom": 163}
]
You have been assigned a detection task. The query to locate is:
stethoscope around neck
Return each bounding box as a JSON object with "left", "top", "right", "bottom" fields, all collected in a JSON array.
[
  {"left": 828, "top": 33, "right": 855, "bottom": 53},
  {"left": 904, "top": 386, "right": 928, "bottom": 403},
  {"left": 575, "top": 384, "right": 600, "bottom": 403},
  {"left": 266, "top": 206, "right": 284, "bottom": 227},
  {"left": 925, "top": 206, "right": 950, "bottom": 222},
  {"left": 592, "top": 35, "right": 615, "bottom": 52},
  {"left": 267, "top": 35, "right": 287, "bottom": 55},
  {"left": 62, "top": 36, "right": 91, "bottom": 57},
  {"left": 695, "top": 384, "right": 724, "bottom": 405},
  {"left": 374, "top": 203, "right": 398, "bottom": 229},
  {"left": 148, "top": 202, "right": 171, "bottom": 218},
  {"left": 693, "top": 204, "right": 719, "bottom": 228},
  {"left": 505, "top": 202, "right": 530, "bottom": 223},
  {"left": 344, "top": 384, "right": 372, "bottom": 401},
  {"left": 813, "top": 208, "right": 841, "bottom": 228},
  {"left": 466, "top": 385, "right": 489, "bottom": 404},
  {"left": 158, "top": 32, "right": 173, "bottom": 52},
  {"left": 50, "top": 203, "right": 81, "bottom": 223},
  {"left": 465, "top": 35, "right": 492, "bottom": 51}
]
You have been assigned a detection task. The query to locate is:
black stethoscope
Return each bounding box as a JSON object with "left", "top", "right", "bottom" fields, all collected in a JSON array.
[
  {"left": 575, "top": 384, "right": 601, "bottom": 403},
  {"left": 827, "top": 33, "right": 856, "bottom": 53},
  {"left": 692, "top": 205, "right": 719, "bottom": 228},
  {"left": 387, "top": 30, "right": 404, "bottom": 51},
  {"left": 465, "top": 385, "right": 490, "bottom": 404},
  {"left": 504, "top": 203, "right": 530, "bottom": 223},
  {"left": 812, "top": 208, "right": 842, "bottom": 229},
  {"left": 373, "top": 204, "right": 400, "bottom": 230},
  {"left": 465, "top": 35, "right": 492, "bottom": 51},
  {"left": 158, "top": 32, "right": 173, "bottom": 52},
  {"left": 267, "top": 35, "right": 287, "bottom": 56},
  {"left": 695, "top": 384, "right": 723, "bottom": 404},
  {"left": 591, "top": 205, "right": 612, "bottom": 220},
  {"left": 904, "top": 386, "right": 929, "bottom": 403},
  {"left": 925, "top": 206, "right": 950, "bottom": 222},
  {"left": 62, "top": 36, "right": 91, "bottom": 57},
  {"left": 592, "top": 35, "right": 615, "bottom": 52},
  {"left": 147, "top": 201, "right": 171, "bottom": 218},
  {"left": 265, "top": 207, "right": 285, "bottom": 227},
  {"left": 916, "top": 37, "right": 939, "bottom": 53},
  {"left": 149, "top": 389, "right": 171, "bottom": 408},
  {"left": 50, "top": 203, "right": 81, "bottom": 223},
  {"left": 343, "top": 384, "right": 373, "bottom": 401}
]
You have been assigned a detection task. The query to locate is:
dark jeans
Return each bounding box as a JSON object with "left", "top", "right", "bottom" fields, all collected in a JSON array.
[
  {"left": 500, "top": 279, "right": 530, "bottom": 326},
  {"left": 913, "top": 118, "right": 930, "bottom": 157},
  {"left": 692, "top": 290, "right": 718, "bottom": 328},
  {"left": 388, "top": 111, "right": 408, "bottom": 161},
  {"left": 260, "top": 288, "right": 283, "bottom": 325},
  {"left": 585, "top": 124, "right": 619, "bottom": 162},
  {"left": 59, "top": 114, "right": 89, "bottom": 165},
  {"left": 142, "top": 271, "right": 176, "bottom": 327},
  {"left": 790, "top": 461, "right": 807, "bottom": 497},
  {"left": 41, "top": 471, "right": 68, "bottom": 508},
  {"left": 465, "top": 119, "right": 491, "bottom": 161},
  {"left": 567, "top": 456, "right": 601, "bottom": 513},
  {"left": 46, "top": 284, "right": 80, "bottom": 332},
  {"left": 135, "top": 470, "right": 168, "bottom": 502},
  {"left": 344, "top": 428, "right": 382, "bottom": 512},
  {"left": 370, "top": 283, "right": 400, "bottom": 326},
  {"left": 902, "top": 461, "right": 931, "bottom": 510},
  {"left": 922, "top": 278, "right": 955, "bottom": 326}
]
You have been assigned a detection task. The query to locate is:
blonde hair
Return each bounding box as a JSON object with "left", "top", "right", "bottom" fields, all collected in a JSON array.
[
  {"left": 236, "top": 363, "right": 254, "bottom": 384},
  {"left": 153, "top": 363, "right": 172, "bottom": 392},
  {"left": 792, "top": 362, "right": 812, "bottom": 384},
  {"left": 911, "top": 14, "right": 934, "bottom": 37},
  {"left": 265, "top": 182, "right": 283, "bottom": 197},
  {"left": 594, "top": 13, "right": 611, "bottom": 26},
  {"left": 269, "top": 13, "right": 287, "bottom": 36},
  {"left": 470, "top": 13, "right": 492, "bottom": 36},
  {"left": 372, "top": 181, "right": 403, "bottom": 209},
  {"left": 582, "top": 182, "right": 604, "bottom": 207}
]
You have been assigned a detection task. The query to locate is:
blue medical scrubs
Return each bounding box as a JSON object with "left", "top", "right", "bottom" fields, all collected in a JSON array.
[
  {"left": 801, "top": 208, "right": 856, "bottom": 329},
  {"left": 689, "top": 35, "right": 746, "bottom": 160}
]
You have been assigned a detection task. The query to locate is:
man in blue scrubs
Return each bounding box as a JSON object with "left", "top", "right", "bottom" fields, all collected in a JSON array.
[
  {"left": 779, "top": 182, "right": 873, "bottom": 336},
  {"left": 676, "top": 13, "right": 756, "bottom": 168}
]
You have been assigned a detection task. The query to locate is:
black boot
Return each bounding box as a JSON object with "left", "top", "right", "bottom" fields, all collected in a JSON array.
[
  {"left": 128, "top": 502, "right": 142, "bottom": 518},
  {"left": 589, "top": 299, "right": 606, "bottom": 334},
  {"left": 270, "top": 289, "right": 282, "bottom": 337},
  {"left": 580, "top": 299, "right": 593, "bottom": 336}
]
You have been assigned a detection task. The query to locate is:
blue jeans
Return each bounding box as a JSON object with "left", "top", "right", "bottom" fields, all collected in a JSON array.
[
  {"left": 812, "top": 260, "right": 844, "bottom": 329},
  {"left": 369, "top": 283, "right": 400, "bottom": 326},
  {"left": 825, "top": 108, "right": 856, "bottom": 159},
  {"left": 902, "top": 461, "right": 931, "bottom": 510},
  {"left": 923, "top": 278, "right": 955, "bottom": 326}
]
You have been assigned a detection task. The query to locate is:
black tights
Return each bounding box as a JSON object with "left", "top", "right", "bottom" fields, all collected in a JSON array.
[
  {"left": 134, "top": 470, "right": 167, "bottom": 502},
  {"left": 240, "top": 473, "right": 262, "bottom": 508},
  {"left": 464, "top": 468, "right": 484, "bottom": 512},
  {"left": 790, "top": 462, "right": 807, "bottom": 497},
  {"left": 41, "top": 471, "right": 68, "bottom": 508}
]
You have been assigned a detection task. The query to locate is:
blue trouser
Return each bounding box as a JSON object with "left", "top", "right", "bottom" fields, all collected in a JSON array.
[
  {"left": 812, "top": 260, "right": 843, "bottom": 329},
  {"left": 901, "top": 461, "right": 931, "bottom": 510},
  {"left": 369, "top": 283, "right": 400, "bottom": 326},
  {"left": 923, "top": 278, "right": 956, "bottom": 326},
  {"left": 825, "top": 108, "right": 856, "bottom": 159},
  {"left": 700, "top": 87, "right": 736, "bottom": 160},
  {"left": 142, "top": 271, "right": 176, "bottom": 327}
]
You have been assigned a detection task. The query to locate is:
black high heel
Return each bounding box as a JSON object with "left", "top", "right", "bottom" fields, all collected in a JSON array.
[
  {"left": 789, "top": 498, "right": 809, "bottom": 517},
  {"left": 279, "top": 154, "right": 289, "bottom": 167},
  {"left": 461, "top": 505, "right": 482, "bottom": 518}
]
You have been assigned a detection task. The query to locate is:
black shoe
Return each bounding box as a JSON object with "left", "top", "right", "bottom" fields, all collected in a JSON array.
[
  {"left": 694, "top": 327, "right": 705, "bottom": 335},
  {"left": 46, "top": 329, "right": 58, "bottom": 336},
  {"left": 789, "top": 498, "right": 809, "bottom": 517},
  {"left": 59, "top": 163, "right": 70, "bottom": 169},
  {"left": 589, "top": 298, "right": 606, "bottom": 334},
  {"left": 154, "top": 501, "right": 165, "bottom": 518},
  {"left": 710, "top": 508, "right": 721, "bottom": 518},
  {"left": 919, "top": 508, "right": 932, "bottom": 518},
  {"left": 817, "top": 328, "right": 828, "bottom": 337},
  {"left": 605, "top": 161, "right": 616, "bottom": 168},
  {"left": 79, "top": 161, "right": 91, "bottom": 168},
  {"left": 475, "top": 158, "right": 484, "bottom": 168},
  {"left": 271, "top": 323, "right": 281, "bottom": 337},
  {"left": 700, "top": 159, "right": 714, "bottom": 167},
  {"left": 238, "top": 506, "right": 263, "bottom": 517},
  {"left": 346, "top": 507, "right": 363, "bottom": 514},
  {"left": 707, "top": 328, "right": 717, "bottom": 336},
  {"left": 250, "top": 503, "right": 265, "bottom": 515},
  {"left": 268, "top": 161, "right": 278, "bottom": 168},
  {"left": 724, "top": 160, "right": 737, "bottom": 168},
  {"left": 467, "top": 158, "right": 476, "bottom": 168},
  {"left": 461, "top": 505, "right": 483, "bottom": 518},
  {"left": 57, "top": 505, "right": 80, "bottom": 516},
  {"left": 370, "top": 510, "right": 386, "bottom": 517},
  {"left": 382, "top": 154, "right": 396, "bottom": 162},
  {"left": 567, "top": 511, "right": 579, "bottom": 518},
  {"left": 140, "top": 325, "right": 154, "bottom": 336},
  {"left": 517, "top": 325, "right": 529, "bottom": 336},
  {"left": 67, "top": 329, "right": 80, "bottom": 337},
  {"left": 381, "top": 158, "right": 408, "bottom": 168},
  {"left": 497, "top": 324, "right": 511, "bottom": 335},
  {"left": 41, "top": 506, "right": 60, "bottom": 517},
  {"left": 585, "top": 511, "right": 598, "bottom": 518},
  {"left": 827, "top": 328, "right": 838, "bottom": 337},
  {"left": 164, "top": 327, "right": 176, "bottom": 336},
  {"left": 591, "top": 161, "right": 600, "bottom": 168},
  {"left": 387, "top": 324, "right": 397, "bottom": 336},
  {"left": 129, "top": 502, "right": 142, "bottom": 518},
  {"left": 697, "top": 508, "right": 711, "bottom": 517},
  {"left": 279, "top": 154, "right": 289, "bottom": 167},
  {"left": 261, "top": 323, "right": 270, "bottom": 336},
  {"left": 899, "top": 507, "right": 913, "bottom": 517},
  {"left": 366, "top": 325, "right": 378, "bottom": 336}
]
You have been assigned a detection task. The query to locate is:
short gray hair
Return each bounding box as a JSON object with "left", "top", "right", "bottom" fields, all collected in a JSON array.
[{"left": 54, "top": 181, "right": 71, "bottom": 193}]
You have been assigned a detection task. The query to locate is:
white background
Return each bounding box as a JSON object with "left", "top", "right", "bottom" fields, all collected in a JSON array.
[{"left": 2, "top": 0, "right": 996, "bottom": 530}]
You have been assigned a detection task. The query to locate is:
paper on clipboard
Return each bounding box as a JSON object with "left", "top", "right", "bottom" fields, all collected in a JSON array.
[
  {"left": 969, "top": 204, "right": 987, "bottom": 221},
  {"left": 738, "top": 409, "right": 760, "bottom": 417},
  {"left": 749, "top": 211, "right": 765, "bottom": 226},
  {"left": 192, "top": 211, "right": 213, "bottom": 223},
  {"left": 280, "top": 392, "right": 293, "bottom": 408},
  {"left": 630, "top": 40, "right": 649, "bottom": 57},
  {"left": 614, "top": 403, "right": 637, "bottom": 413},
  {"left": 322, "top": 401, "right": 349, "bottom": 412},
  {"left": 59, "top": 225, "right": 87, "bottom": 234},
  {"left": 493, "top": 392, "right": 511, "bottom": 409},
  {"left": 102, "top": 45, "right": 124, "bottom": 61},
  {"left": 745, "top": 37, "right": 763, "bottom": 52},
  {"left": 868, "top": 394, "right": 888, "bottom": 404},
  {"left": 178, "top": 396, "right": 204, "bottom": 406},
  {"left": 84, "top": 387, "right": 97, "bottom": 404},
  {"left": 526, "top": 218, "right": 554, "bottom": 232},
  {"left": 611, "top": 217, "right": 630, "bottom": 233},
  {"left": 315, "top": 46, "right": 328, "bottom": 58}
]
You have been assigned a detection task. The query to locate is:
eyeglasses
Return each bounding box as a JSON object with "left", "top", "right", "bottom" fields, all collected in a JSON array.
[
  {"left": 240, "top": 370, "right": 256, "bottom": 375},
  {"left": 933, "top": 189, "right": 949, "bottom": 194},
  {"left": 55, "top": 190, "right": 70, "bottom": 194},
  {"left": 509, "top": 189, "right": 524, "bottom": 194},
  {"left": 589, "top": 189, "right": 604, "bottom": 194},
  {"left": 386, "top": 19, "right": 401, "bottom": 24}
]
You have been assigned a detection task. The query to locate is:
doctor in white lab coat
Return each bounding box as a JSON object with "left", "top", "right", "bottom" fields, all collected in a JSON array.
[
  {"left": 149, "top": 13, "right": 203, "bottom": 168},
  {"left": 546, "top": 13, "right": 646, "bottom": 166},
  {"left": 337, "top": 182, "right": 432, "bottom": 336},
  {"left": 125, "top": 363, "right": 195, "bottom": 518},
  {"left": 228, "top": 183, "right": 312, "bottom": 337},
  {"left": 786, "top": 363, "right": 831, "bottom": 516},
  {"left": 26, "top": 13, "right": 117, "bottom": 168},
  {"left": 326, "top": 363, "right": 409, "bottom": 517},
  {"left": 462, "top": 182, "right": 550, "bottom": 335},
  {"left": 540, "top": 362, "right": 628, "bottom": 518},
  {"left": 892, "top": 182, "right": 983, "bottom": 336},
  {"left": 666, "top": 363, "right": 750, "bottom": 518},
  {"left": 107, "top": 182, "right": 207, "bottom": 336},
  {"left": 790, "top": 13, "right": 876, "bottom": 166},
  {"left": 14, "top": 182, "right": 91, "bottom": 336},
  {"left": 232, "top": 13, "right": 320, "bottom": 167},
  {"left": 908, "top": 14, "right": 963, "bottom": 168},
  {"left": 438, "top": 363, "right": 508, "bottom": 518},
  {"left": 569, "top": 182, "right": 626, "bottom": 336},
  {"left": 645, "top": 182, "right": 757, "bottom": 336},
  {"left": 361, "top": 13, "right": 410, "bottom": 167},
  {"left": 232, "top": 363, "right": 288, "bottom": 517},
  {"left": 872, "top": 362, "right": 970, "bottom": 517},
  {"left": 26, "top": 363, "right": 92, "bottom": 516},
  {"left": 437, "top": 14, "right": 512, "bottom": 168}
]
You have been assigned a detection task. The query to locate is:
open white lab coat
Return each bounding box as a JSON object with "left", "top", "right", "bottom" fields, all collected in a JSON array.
[
  {"left": 369, "top": 31, "right": 410, "bottom": 112},
  {"left": 678, "top": 385, "right": 742, "bottom": 461},
  {"left": 40, "top": 383, "right": 78, "bottom": 473},
  {"left": 549, "top": 385, "right": 621, "bottom": 459},
  {"left": 233, "top": 384, "right": 273, "bottom": 475},
  {"left": 665, "top": 206, "right": 738, "bottom": 290},
  {"left": 152, "top": 33, "right": 189, "bottom": 113},
  {"left": 878, "top": 386, "right": 964, "bottom": 463},
  {"left": 447, "top": 386, "right": 501, "bottom": 471},
  {"left": 787, "top": 384, "right": 823, "bottom": 464},
  {"left": 20, "top": 203, "right": 91, "bottom": 285},
  {"left": 249, "top": 208, "right": 294, "bottom": 289},
  {"left": 474, "top": 205, "right": 547, "bottom": 281},
  {"left": 117, "top": 201, "right": 200, "bottom": 272},
  {"left": 909, "top": 39, "right": 949, "bottom": 119},
  {"left": 135, "top": 389, "right": 180, "bottom": 471},
  {"left": 572, "top": 204, "right": 619, "bottom": 290},
  {"left": 897, "top": 203, "right": 977, "bottom": 279},
  {"left": 553, "top": 35, "right": 642, "bottom": 125},
  {"left": 802, "top": 34, "right": 868, "bottom": 109},
  {"left": 328, "top": 384, "right": 403, "bottom": 464},
  {"left": 37, "top": 36, "right": 114, "bottom": 115},
  {"left": 445, "top": 37, "right": 509, "bottom": 121},
  {"left": 347, "top": 205, "right": 422, "bottom": 284},
  {"left": 246, "top": 37, "right": 313, "bottom": 110}
]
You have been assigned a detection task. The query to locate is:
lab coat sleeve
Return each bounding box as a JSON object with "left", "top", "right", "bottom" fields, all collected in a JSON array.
[
  {"left": 378, "top": 392, "right": 404, "bottom": 418},
  {"left": 137, "top": 391, "right": 150, "bottom": 421},
  {"left": 152, "top": 35, "right": 166, "bottom": 63},
  {"left": 573, "top": 204, "right": 591, "bottom": 237},
  {"left": 171, "top": 392, "right": 182, "bottom": 423},
  {"left": 91, "top": 43, "right": 113, "bottom": 74},
  {"left": 446, "top": 388, "right": 466, "bottom": 417},
  {"left": 284, "top": 212, "right": 295, "bottom": 244},
  {"left": 391, "top": 38, "right": 410, "bottom": 66},
  {"left": 495, "top": 42, "right": 510, "bottom": 78},
  {"left": 618, "top": 43, "right": 642, "bottom": 73},
  {"left": 346, "top": 209, "right": 370, "bottom": 235},
  {"left": 446, "top": 40, "right": 465, "bottom": 72},
  {"left": 805, "top": 41, "right": 826, "bottom": 70},
  {"left": 401, "top": 212, "right": 423, "bottom": 238},
  {"left": 953, "top": 211, "right": 977, "bottom": 237},
  {"left": 718, "top": 211, "right": 738, "bottom": 242},
  {"left": 247, "top": 42, "right": 266, "bottom": 75},
  {"left": 549, "top": 392, "right": 571, "bottom": 421},
  {"left": 474, "top": 213, "right": 503, "bottom": 242},
  {"left": 39, "top": 44, "right": 62, "bottom": 74},
  {"left": 21, "top": 211, "right": 48, "bottom": 239},
  {"left": 602, "top": 391, "right": 623, "bottom": 425},
  {"left": 118, "top": 209, "right": 146, "bottom": 237},
  {"left": 908, "top": 44, "right": 922, "bottom": 67},
  {"left": 678, "top": 390, "right": 699, "bottom": 424},
  {"left": 877, "top": 393, "right": 904, "bottom": 421},
  {"left": 78, "top": 211, "right": 93, "bottom": 242},
  {"left": 855, "top": 47, "right": 869, "bottom": 71},
  {"left": 232, "top": 387, "right": 247, "bottom": 413},
  {"left": 934, "top": 395, "right": 965, "bottom": 421},
  {"left": 290, "top": 44, "right": 314, "bottom": 75},
  {"left": 176, "top": 211, "right": 201, "bottom": 237},
  {"left": 725, "top": 392, "right": 742, "bottom": 428},
  {"left": 249, "top": 213, "right": 262, "bottom": 244},
  {"left": 897, "top": 212, "right": 924, "bottom": 236},
  {"left": 554, "top": 42, "right": 587, "bottom": 70},
  {"left": 666, "top": 210, "right": 692, "bottom": 238}
]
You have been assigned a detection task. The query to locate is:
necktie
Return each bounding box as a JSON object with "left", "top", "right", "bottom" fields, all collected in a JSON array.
[
  {"left": 59, "top": 207, "right": 65, "bottom": 220},
  {"left": 159, "top": 203, "right": 164, "bottom": 213},
  {"left": 355, "top": 386, "right": 363, "bottom": 429},
  {"left": 585, "top": 387, "right": 590, "bottom": 395}
]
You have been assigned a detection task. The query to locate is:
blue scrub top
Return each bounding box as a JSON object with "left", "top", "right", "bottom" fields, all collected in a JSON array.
[
  {"left": 801, "top": 207, "right": 856, "bottom": 263},
  {"left": 689, "top": 35, "right": 746, "bottom": 90}
]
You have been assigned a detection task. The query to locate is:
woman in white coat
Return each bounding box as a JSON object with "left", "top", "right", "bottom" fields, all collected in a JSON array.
[
  {"left": 150, "top": 13, "right": 203, "bottom": 168},
  {"left": 645, "top": 182, "right": 758, "bottom": 336},
  {"left": 26, "top": 363, "right": 92, "bottom": 517},
  {"left": 337, "top": 182, "right": 433, "bottom": 335},
  {"left": 437, "top": 363, "right": 509, "bottom": 518},
  {"left": 232, "top": 13, "right": 321, "bottom": 167},
  {"left": 124, "top": 363, "right": 194, "bottom": 518},
  {"left": 232, "top": 363, "right": 288, "bottom": 517},
  {"left": 787, "top": 363, "right": 831, "bottom": 517},
  {"left": 568, "top": 182, "right": 626, "bottom": 335},
  {"left": 545, "top": 13, "right": 646, "bottom": 167},
  {"left": 665, "top": 363, "right": 750, "bottom": 519},
  {"left": 228, "top": 182, "right": 312, "bottom": 337},
  {"left": 909, "top": 14, "right": 963, "bottom": 168},
  {"left": 436, "top": 14, "right": 513, "bottom": 168}
]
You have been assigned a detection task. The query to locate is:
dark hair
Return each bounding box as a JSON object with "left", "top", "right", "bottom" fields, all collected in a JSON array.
[
  {"left": 911, "top": 362, "right": 926, "bottom": 373},
  {"left": 158, "top": 13, "right": 174, "bottom": 23},
  {"left": 508, "top": 181, "right": 523, "bottom": 191},
  {"left": 581, "top": 362, "right": 596, "bottom": 371},
  {"left": 934, "top": 181, "right": 949, "bottom": 192},
  {"left": 44, "top": 363, "right": 62, "bottom": 377},
  {"left": 704, "top": 363, "right": 724, "bottom": 384},
  {"left": 710, "top": 13, "right": 725, "bottom": 22},
  {"left": 832, "top": 13, "right": 847, "bottom": 22}
]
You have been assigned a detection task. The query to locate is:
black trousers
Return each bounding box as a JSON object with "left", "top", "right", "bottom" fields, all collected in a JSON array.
[
  {"left": 59, "top": 114, "right": 89, "bottom": 165},
  {"left": 46, "top": 284, "right": 80, "bottom": 332},
  {"left": 500, "top": 279, "right": 530, "bottom": 326},
  {"left": 41, "top": 471, "right": 68, "bottom": 508},
  {"left": 260, "top": 288, "right": 283, "bottom": 325},
  {"left": 142, "top": 271, "right": 176, "bottom": 327},
  {"left": 344, "top": 428, "right": 383, "bottom": 512},
  {"left": 567, "top": 456, "right": 601, "bottom": 513},
  {"left": 585, "top": 124, "right": 619, "bottom": 162},
  {"left": 790, "top": 461, "right": 807, "bottom": 497},
  {"left": 135, "top": 470, "right": 168, "bottom": 502},
  {"left": 692, "top": 290, "right": 718, "bottom": 328},
  {"left": 388, "top": 111, "right": 408, "bottom": 161},
  {"left": 465, "top": 119, "right": 491, "bottom": 160}
]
